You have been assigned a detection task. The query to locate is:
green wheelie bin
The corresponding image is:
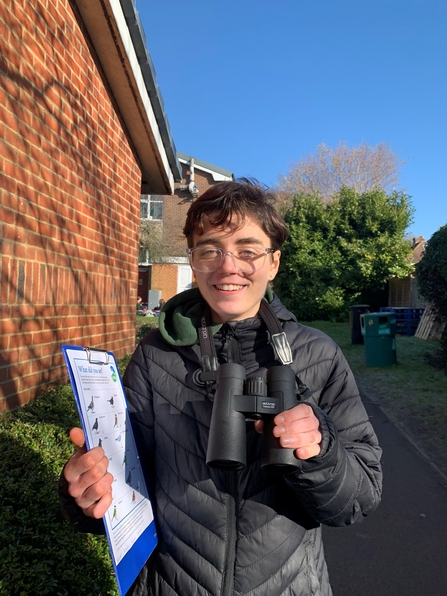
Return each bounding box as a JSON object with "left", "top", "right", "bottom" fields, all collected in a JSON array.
[{"left": 360, "top": 312, "right": 397, "bottom": 367}]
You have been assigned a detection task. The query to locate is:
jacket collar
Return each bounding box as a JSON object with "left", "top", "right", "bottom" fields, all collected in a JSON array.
[{"left": 158, "top": 286, "right": 280, "bottom": 348}]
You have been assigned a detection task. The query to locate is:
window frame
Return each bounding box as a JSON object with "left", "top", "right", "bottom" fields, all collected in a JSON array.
[{"left": 140, "top": 194, "right": 164, "bottom": 221}]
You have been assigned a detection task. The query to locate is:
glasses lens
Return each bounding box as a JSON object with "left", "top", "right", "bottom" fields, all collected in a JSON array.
[
  {"left": 189, "top": 248, "right": 269, "bottom": 272},
  {"left": 189, "top": 248, "right": 221, "bottom": 271},
  {"left": 233, "top": 248, "right": 266, "bottom": 272}
]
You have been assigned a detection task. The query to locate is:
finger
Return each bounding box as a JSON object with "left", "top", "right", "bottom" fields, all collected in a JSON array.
[
  {"left": 83, "top": 491, "right": 114, "bottom": 519},
  {"left": 74, "top": 471, "right": 114, "bottom": 512},
  {"left": 78, "top": 479, "right": 114, "bottom": 518},
  {"left": 64, "top": 447, "right": 108, "bottom": 483},
  {"left": 65, "top": 452, "right": 112, "bottom": 504},
  {"left": 273, "top": 414, "right": 320, "bottom": 438},
  {"left": 274, "top": 403, "right": 314, "bottom": 425},
  {"left": 295, "top": 443, "right": 321, "bottom": 460},
  {"left": 278, "top": 428, "right": 322, "bottom": 450}
]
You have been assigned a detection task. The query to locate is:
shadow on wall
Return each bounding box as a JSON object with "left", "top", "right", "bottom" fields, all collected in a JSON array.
[{"left": 1, "top": 3, "right": 139, "bottom": 408}]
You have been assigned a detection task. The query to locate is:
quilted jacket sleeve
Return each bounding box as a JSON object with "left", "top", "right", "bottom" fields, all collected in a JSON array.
[{"left": 284, "top": 335, "right": 383, "bottom": 527}]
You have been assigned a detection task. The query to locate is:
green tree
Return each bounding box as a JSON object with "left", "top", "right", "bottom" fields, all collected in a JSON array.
[
  {"left": 139, "top": 219, "right": 169, "bottom": 263},
  {"left": 416, "top": 224, "right": 447, "bottom": 360},
  {"left": 274, "top": 187, "right": 414, "bottom": 320}
]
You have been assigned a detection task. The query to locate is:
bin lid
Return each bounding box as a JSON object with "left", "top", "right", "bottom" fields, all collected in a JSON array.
[{"left": 361, "top": 312, "right": 396, "bottom": 324}]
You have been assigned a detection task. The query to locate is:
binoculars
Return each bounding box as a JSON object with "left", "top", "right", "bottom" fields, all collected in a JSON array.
[{"left": 206, "top": 362, "right": 300, "bottom": 472}]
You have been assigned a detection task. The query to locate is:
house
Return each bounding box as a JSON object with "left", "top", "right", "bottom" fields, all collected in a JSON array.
[
  {"left": 0, "top": 0, "right": 181, "bottom": 410},
  {"left": 138, "top": 153, "right": 234, "bottom": 307},
  {"left": 388, "top": 236, "right": 427, "bottom": 308}
]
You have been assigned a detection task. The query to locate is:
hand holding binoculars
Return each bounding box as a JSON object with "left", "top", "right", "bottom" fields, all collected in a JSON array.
[{"left": 206, "top": 362, "right": 300, "bottom": 472}]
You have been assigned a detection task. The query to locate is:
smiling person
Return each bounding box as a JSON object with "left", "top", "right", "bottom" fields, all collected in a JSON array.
[{"left": 60, "top": 178, "right": 382, "bottom": 596}]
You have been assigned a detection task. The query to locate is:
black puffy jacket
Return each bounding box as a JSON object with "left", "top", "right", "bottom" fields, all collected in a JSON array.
[{"left": 122, "top": 288, "right": 382, "bottom": 596}]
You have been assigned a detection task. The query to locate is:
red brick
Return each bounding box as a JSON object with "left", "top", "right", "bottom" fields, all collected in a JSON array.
[
  {"left": 0, "top": 380, "right": 20, "bottom": 401},
  {"left": 19, "top": 371, "right": 43, "bottom": 391},
  {"left": 0, "top": 319, "right": 19, "bottom": 335},
  {"left": 21, "top": 318, "right": 43, "bottom": 333},
  {"left": 8, "top": 333, "right": 33, "bottom": 349}
]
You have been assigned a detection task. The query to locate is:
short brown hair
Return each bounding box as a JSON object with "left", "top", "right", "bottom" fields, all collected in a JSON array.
[{"left": 183, "top": 178, "right": 289, "bottom": 250}]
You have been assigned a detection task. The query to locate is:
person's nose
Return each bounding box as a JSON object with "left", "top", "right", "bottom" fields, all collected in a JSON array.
[{"left": 218, "top": 251, "right": 240, "bottom": 273}]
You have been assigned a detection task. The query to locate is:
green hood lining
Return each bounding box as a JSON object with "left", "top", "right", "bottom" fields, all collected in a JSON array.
[{"left": 158, "top": 286, "right": 274, "bottom": 347}]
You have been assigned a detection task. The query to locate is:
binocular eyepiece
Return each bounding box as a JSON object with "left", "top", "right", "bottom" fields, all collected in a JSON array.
[{"left": 206, "top": 363, "right": 300, "bottom": 472}]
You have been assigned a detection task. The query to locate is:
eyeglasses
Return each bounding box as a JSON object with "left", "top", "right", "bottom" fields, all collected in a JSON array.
[{"left": 186, "top": 246, "right": 275, "bottom": 273}]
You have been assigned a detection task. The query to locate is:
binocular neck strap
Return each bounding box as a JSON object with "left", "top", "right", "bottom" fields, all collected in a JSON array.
[
  {"left": 197, "top": 301, "right": 293, "bottom": 377},
  {"left": 258, "top": 301, "right": 293, "bottom": 366},
  {"left": 258, "top": 302, "right": 311, "bottom": 399},
  {"left": 198, "top": 307, "right": 219, "bottom": 383}
]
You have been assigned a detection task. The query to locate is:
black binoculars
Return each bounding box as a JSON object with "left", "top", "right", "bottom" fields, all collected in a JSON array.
[{"left": 206, "top": 362, "right": 300, "bottom": 472}]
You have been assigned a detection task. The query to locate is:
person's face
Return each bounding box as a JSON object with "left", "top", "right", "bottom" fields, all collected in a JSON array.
[{"left": 190, "top": 217, "right": 280, "bottom": 323}]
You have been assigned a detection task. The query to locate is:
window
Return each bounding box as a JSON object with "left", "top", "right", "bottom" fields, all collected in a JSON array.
[
  {"left": 140, "top": 195, "right": 164, "bottom": 220},
  {"left": 139, "top": 247, "right": 149, "bottom": 264}
]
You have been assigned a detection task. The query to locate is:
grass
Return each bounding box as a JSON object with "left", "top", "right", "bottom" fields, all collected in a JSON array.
[
  {"left": 305, "top": 321, "right": 447, "bottom": 473},
  {"left": 0, "top": 317, "right": 445, "bottom": 594}
]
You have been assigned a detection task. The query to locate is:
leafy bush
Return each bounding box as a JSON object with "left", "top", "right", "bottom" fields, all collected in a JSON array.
[
  {"left": 416, "top": 224, "right": 447, "bottom": 321},
  {"left": 416, "top": 224, "right": 447, "bottom": 366},
  {"left": 0, "top": 381, "right": 123, "bottom": 595},
  {"left": 274, "top": 188, "right": 414, "bottom": 321},
  {"left": 135, "top": 316, "right": 159, "bottom": 344}
]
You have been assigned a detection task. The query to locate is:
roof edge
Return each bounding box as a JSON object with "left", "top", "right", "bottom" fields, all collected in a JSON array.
[
  {"left": 73, "top": 0, "right": 181, "bottom": 193},
  {"left": 177, "top": 152, "right": 234, "bottom": 180},
  {"left": 119, "top": 0, "right": 182, "bottom": 183}
]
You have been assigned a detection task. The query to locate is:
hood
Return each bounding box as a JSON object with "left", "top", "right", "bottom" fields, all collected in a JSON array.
[{"left": 158, "top": 286, "right": 276, "bottom": 347}]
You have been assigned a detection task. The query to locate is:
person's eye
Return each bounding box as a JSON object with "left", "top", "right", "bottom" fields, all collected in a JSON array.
[
  {"left": 199, "top": 248, "right": 220, "bottom": 259},
  {"left": 237, "top": 249, "right": 259, "bottom": 260}
]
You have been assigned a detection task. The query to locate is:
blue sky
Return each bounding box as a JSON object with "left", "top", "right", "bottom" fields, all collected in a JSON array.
[{"left": 136, "top": 0, "right": 446, "bottom": 241}]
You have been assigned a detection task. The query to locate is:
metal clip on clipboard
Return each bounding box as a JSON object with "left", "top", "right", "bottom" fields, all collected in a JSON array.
[{"left": 84, "top": 347, "right": 110, "bottom": 365}]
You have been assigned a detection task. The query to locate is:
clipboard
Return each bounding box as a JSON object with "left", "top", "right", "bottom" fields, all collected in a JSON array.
[{"left": 62, "top": 344, "right": 157, "bottom": 596}]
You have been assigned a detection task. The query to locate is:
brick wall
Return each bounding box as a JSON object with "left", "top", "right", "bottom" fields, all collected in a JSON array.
[
  {"left": 0, "top": 0, "right": 142, "bottom": 410},
  {"left": 151, "top": 264, "right": 180, "bottom": 301}
]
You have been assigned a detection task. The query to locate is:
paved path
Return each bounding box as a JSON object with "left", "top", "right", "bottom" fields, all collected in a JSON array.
[{"left": 324, "top": 398, "right": 447, "bottom": 596}]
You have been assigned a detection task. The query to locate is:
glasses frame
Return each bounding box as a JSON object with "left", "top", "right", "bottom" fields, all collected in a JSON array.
[{"left": 186, "top": 247, "right": 275, "bottom": 273}]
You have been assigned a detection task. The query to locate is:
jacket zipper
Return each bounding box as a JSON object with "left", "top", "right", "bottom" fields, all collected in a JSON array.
[
  {"left": 219, "top": 325, "right": 241, "bottom": 595},
  {"left": 221, "top": 470, "right": 238, "bottom": 596},
  {"left": 220, "top": 324, "right": 241, "bottom": 365}
]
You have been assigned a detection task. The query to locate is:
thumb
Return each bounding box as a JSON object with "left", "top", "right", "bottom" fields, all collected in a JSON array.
[
  {"left": 69, "top": 427, "right": 86, "bottom": 454},
  {"left": 253, "top": 419, "right": 264, "bottom": 434}
]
